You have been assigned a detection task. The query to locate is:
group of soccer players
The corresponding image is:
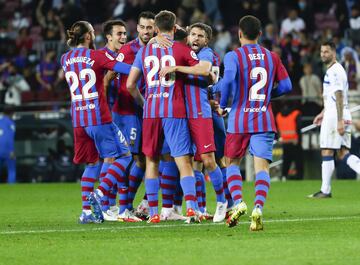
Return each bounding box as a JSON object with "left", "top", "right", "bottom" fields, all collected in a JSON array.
[{"left": 61, "top": 10, "right": 292, "bottom": 231}]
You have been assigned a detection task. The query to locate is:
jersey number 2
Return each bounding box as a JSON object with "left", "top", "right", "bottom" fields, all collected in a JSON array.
[
  {"left": 249, "top": 67, "right": 267, "bottom": 101},
  {"left": 65, "top": 69, "right": 98, "bottom": 102}
]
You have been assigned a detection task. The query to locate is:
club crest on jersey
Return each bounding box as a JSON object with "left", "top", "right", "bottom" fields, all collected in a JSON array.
[
  {"left": 116, "top": 53, "right": 124, "bottom": 62},
  {"left": 190, "top": 51, "right": 198, "bottom": 60},
  {"left": 105, "top": 52, "right": 115, "bottom": 60}
]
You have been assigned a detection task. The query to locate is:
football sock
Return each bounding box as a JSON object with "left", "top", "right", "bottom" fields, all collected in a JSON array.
[
  {"left": 226, "top": 165, "right": 243, "bottom": 205},
  {"left": 200, "top": 173, "right": 206, "bottom": 210},
  {"left": 108, "top": 185, "right": 117, "bottom": 207},
  {"left": 81, "top": 163, "right": 101, "bottom": 210},
  {"left": 208, "top": 166, "right": 226, "bottom": 203},
  {"left": 221, "top": 167, "right": 233, "bottom": 208},
  {"left": 7, "top": 158, "right": 16, "bottom": 184},
  {"left": 180, "top": 176, "right": 197, "bottom": 210},
  {"left": 174, "top": 177, "right": 183, "bottom": 208},
  {"left": 161, "top": 161, "right": 178, "bottom": 208},
  {"left": 194, "top": 170, "right": 204, "bottom": 212},
  {"left": 254, "top": 171, "right": 270, "bottom": 210},
  {"left": 128, "top": 163, "right": 145, "bottom": 209},
  {"left": 145, "top": 178, "right": 159, "bottom": 217},
  {"left": 344, "top": 153, "right": 360, "bottom": 174},
  {"left": 321, "top": 156, "right": 334, "bottom": 194},
  {"left": 99, "top": 162, "right": 111, "bottom": 211}
]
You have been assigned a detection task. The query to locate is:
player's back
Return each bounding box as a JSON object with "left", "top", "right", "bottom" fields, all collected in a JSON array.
[
  {"left": 228, "top": 44, "right": 285, "bottom": 133},
  {"left": 61, "top": 47, "right": 113, "bottom": 127},
  {"left": 137, "top": 41, "right": 198, "bottom": 118},
  {"left": 113, "top": 38, "right": 144, "bottom": 115}
]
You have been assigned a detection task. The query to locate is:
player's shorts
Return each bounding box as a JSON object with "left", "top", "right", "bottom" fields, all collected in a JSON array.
[
  {"left": 142, "top": 118, "right": 192, "bottom": 158},
  {"left": 212, "top": 113, "right": 226, "bottom": 159},
  {"left": 225, "top": 132, "right": 275, "bottom": 162},
  {"left": 188, "top": 117, "right": 216, "bottom": 161},
  {"left": 161, "top": 139, "right": 171, "bottom": 155},
  {"left": 73, "top": 123, "right": 129, "bottom": 164},
  {"left": 320, "top": 111, "right": 352, "bottom": 149},
  {"left": 112, "top": 112, "right": 142, "bottom": 154}
]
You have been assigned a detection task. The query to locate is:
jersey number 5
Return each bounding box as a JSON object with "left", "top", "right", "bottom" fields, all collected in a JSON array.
[
  {"left": 249, "top": 67, "right": 267, "bottom": 101},
  {"left": 144, "top": 55, "right": 176, "bottom": 87},
  {"left": 65, "top": 69, "right": 98, "bottom": 102}
]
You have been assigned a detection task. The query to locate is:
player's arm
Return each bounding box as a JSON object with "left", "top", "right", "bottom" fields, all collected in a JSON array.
[
  {"left": 160, "top": 60, "right": 212, "bottom": 77},
  {"left": 313, "top": 109, "right": 324, "bottom": 125},
  {"left": 271, "top": 52, "right": 292, "bottom": 98},
  {"left": 335, "top": 90, "right": 345, "bottom": 135},
  {"left": 103, "top": 71, "right": 117, "bottom": 96},
  {"left": 126, "top": 51, "right": 144, "bottom": 107},
  {"left": 217, "top": 52, "right": 237, "bottom": 115},
  {"left": 97, "top": 50, "right": 132, "bottom": 74}
]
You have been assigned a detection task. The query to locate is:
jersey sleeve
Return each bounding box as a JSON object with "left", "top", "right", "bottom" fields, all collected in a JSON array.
[
  {"left": 328, "top": 68, "right": 344, "bottom": 92},
  {"left": 272, "top": 51, "right": 289, "bottom": 82},
  {"left": 182, "top": 45, "right": 199, "bottom": 66},
  {"left": 198, "top": 48, "right": 214, "bottom": 64},
  {"left": 132, "top": 48, "right": 144, "bottom": 70},
  {"left": 219, "top": 51, "right": 238, "bottom": 108}
]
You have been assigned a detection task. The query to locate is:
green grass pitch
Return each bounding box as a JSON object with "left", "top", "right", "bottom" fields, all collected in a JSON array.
[{"left": 0, "top": 180, "right": 360, "bottom": 265}]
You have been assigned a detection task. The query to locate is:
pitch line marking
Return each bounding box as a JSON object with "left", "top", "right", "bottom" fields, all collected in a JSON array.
[{"left": 1, "top": 215, "right": 359, "bottom": 235}]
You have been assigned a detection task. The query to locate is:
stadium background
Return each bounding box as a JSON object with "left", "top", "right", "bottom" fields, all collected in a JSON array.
[{"left": 1, "top": 0, "right": 360, "bottom": 182}]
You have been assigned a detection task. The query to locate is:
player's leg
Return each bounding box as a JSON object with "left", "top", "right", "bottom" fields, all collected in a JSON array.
[
  {"left": 224, "top": 133, "right": 250, "bottom": 228},
  {"left": 248, "top": 132, "right": 276, "bottom": 231},
  {"left": 6, "top": 157, "right": 16, "bottom": 184},
  {"left": 337, "top": 125, "right": 360, "bottom": 174},
  {"left": 163, "top": 118, "right": 198, "bottom": 222},
  {"left": 193, "top": 159, "right": 205, "bottom": 213}
]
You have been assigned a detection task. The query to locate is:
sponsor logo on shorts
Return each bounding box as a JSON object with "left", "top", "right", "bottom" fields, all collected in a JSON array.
[{"left": 243, "top": 106, "right": 267, "bottom": 113}]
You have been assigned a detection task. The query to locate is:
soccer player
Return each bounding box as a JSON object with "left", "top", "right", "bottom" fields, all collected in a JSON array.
[
  {"left": 178, "top": 23, "right": 227, "bottom": 222},
  {"left": 111, "top": 12, "right": 155, "bottom": 217},
  {"left": 99, "top": 19, "right": 128, "bottom": 221},
  {"left": 308, "top": 41, "right": 360, "bottom": 198},
  {"left": 127, "top": 10, "right": 211, "bottom": 223},
  {"left": 61, "top": 20, "right": 133, "bottom": 224},
  {"left": 217, "top": 15, "right": 292, "bottom": 230},
  {"left": 0, "top": 105, "right": 16, "bottom": 184}
]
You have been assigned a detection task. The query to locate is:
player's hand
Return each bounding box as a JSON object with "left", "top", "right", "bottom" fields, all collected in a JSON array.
[
  {"left": 159, "top": 66, "right": 176, "bottom": 78},
  {"left": 154, "top": 35, "right": 173, "bottom": 48},
  {"left": 337, "top": 120, "right": 345, "bottom": 135},
  {"left": 313, "top": 113, "right": 323, "bottom": 126},
  {"left": 217, "top": 107, "right": 228, "bottom": 117},
  {"left": 209, "top": 99, "right": 219, "bottom": 111}
]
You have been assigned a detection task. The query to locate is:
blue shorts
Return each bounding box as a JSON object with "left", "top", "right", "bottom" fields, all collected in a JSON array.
[
  {"left": 112, "top": 112, "right": 142, "bottom": 154},
  {"left": 142, "top": 118, "right": 192, "bottom": 158},
  {"left": 161, "top": 139, "right": 171, "bottom": 155},
  {"left": 225, "top": 132, "right": 275, "bottom": 162},
  {"left": 84, "top": 122, "right": 129, "bottom": 159},
  {"left": 212, "top": 113, "right": 226, "bottom": 159}
]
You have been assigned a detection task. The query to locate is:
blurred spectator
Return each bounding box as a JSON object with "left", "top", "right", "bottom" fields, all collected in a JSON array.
[
  {"left": 36, "top": 0, "right": 65, "bottom": 41},
  {"left": 262, "top": 23, "right": 279, "bottom": 46},
  {"left": 341, "top": 47, "right": 360, "bottom": 91},
  {"left": 280, "top": 8, "right": 305, "bottom": 39},
  {"left": 0, "top": 105, "right": 16, "bottom": 183},
  {"left": 15, "top": 27, "right": 33, "bottom": 54},
  {"left": 3, "top": 62, "right": 30, "bottom": 106},
  {"left": 299, "top": 63, "right": 322, "bottom": 107},
  {"left": 35, "top": 50, "right": 58, "bottom": 91},
  {"left": 349, "top": 4, "right": 360, "bottom": 46},
  {"left": 11, "top": 9, "right": 30, "bottom": 32}
]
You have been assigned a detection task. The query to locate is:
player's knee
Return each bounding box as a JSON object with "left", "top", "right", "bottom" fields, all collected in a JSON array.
[{"left": 104, "top": 157, "right": 116, "bottom": 163}]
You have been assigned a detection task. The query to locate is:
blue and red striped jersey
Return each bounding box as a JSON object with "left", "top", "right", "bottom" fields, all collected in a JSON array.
[
  {"left": 112, "top": 38, "right": 145, "bottom": 115},
  {"left": 221, "top": 44, "right": 290, "bottom": 133},
  {"left": 133, "top": 40, "right": 199, "bottom": 118},
  {"left": 61, "top": 47, "right": 130, "bottom": 127},
  {"left": 184, "top": 47, "right": 217, "bottom": 119}
]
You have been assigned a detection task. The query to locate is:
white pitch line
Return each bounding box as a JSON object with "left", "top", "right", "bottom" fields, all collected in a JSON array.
[{"left": 1, "top": 215, "right": 359, "bottom": 235}]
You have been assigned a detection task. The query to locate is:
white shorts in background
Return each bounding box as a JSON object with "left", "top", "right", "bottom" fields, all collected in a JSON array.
[{"left": 320, "top": 111, "right": 351, "bottom": 149}]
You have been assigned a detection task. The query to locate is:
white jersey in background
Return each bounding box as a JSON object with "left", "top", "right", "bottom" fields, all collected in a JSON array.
[{"left": 320, "top": 62, "right": 352, "bottom": 149}]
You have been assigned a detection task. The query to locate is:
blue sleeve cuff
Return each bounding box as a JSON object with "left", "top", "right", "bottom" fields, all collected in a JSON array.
[
  {"left": 113, "top": 62, "right": 131, "bottom": 74},
  {"left": 272, "top": 77, "right": 292, "bottom": 98}
]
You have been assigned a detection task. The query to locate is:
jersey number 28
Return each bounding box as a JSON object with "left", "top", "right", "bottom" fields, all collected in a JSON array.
[{"left": 144, "top": 55, "right": 176, "bottom": 87}]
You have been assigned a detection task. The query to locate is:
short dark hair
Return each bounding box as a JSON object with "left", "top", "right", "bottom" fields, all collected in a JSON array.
[
  {"left": 239, "top": 15, "right": 262, "bottom": 40},
  {"left": 138, "top": 11, "right": 155, "bottom": 23},
  {"left": 155, "top": 10, "right": 176, "bottom": 32},
  {"left": 102, "top": 19, "right": 126, "bottom": 38},
  {"left": 321, "top": 40, "right": 336, "bottom": 51},
  {"left": 189, "top": 22, "right": 212, "bottom": 41},
  {"left": 66, "top": 21, "right": 93, "bottom": 47},
  {"left": 174, "top": 27, "right": 188, "bottom": 41}
]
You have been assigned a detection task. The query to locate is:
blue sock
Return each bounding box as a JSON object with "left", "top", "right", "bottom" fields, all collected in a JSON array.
[
  {"left": 180, "top": 176, "right": 196, "bottom": 210},
  {"left": 174, "top": 177, "right": 183, "bottom": 207},
  {"left": 128, "top": 163, "right": 145, "bottom": 209},
  {"left": 145, "top": 178, "right": 160, "bottom": 216},
  {"left": 254, "top": 171, "right": 270, "bottom": 210},
  {"left": 81, "top": 163, "right": 101, "bottom": 211},
  {"left": 221, "top": 167, "right": 233, "bottom": 208},
  {"left": 226, "top": 165, "right": 243, "bottom": 205},
  {"left": 99, "top": 162, "right": 111, "bottom": 211},
  {"left": 108, "top": 185, "right": 117, "bottom": 207},
  {"left": 208, "top": 166, "right": 226, "bottom": 203},
  {"left": 194, "top": 170, "right": 204, "bottom": 212},
  {"left": 161, "top": 161, "right": 178, "bottom": 208}
]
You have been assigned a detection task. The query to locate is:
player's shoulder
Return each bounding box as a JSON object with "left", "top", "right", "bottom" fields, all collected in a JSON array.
[
  {"left": 327, "top": 62, "right": 346, "bottom": 76},
  {"left": 173, "top": 41, "right": 191, "bottom": 51},
  {"left": 94, "top": 49, "right": 116, "bottom": 61}
]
